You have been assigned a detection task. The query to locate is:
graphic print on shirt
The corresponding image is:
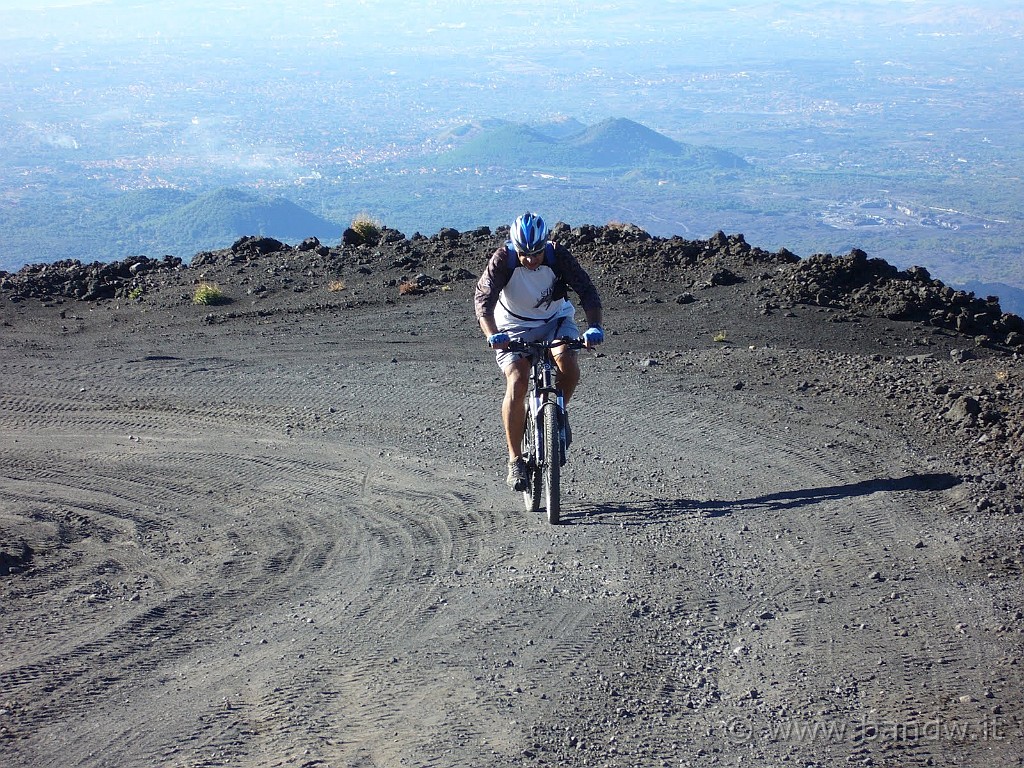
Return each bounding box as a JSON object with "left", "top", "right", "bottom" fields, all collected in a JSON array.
[{"left": 534, "top": 280, "right": 558, "bottom": 310}]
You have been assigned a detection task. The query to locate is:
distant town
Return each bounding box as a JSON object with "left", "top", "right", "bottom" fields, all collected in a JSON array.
[{"left": 1, "top": 2, "right": 1021, "bottom": 308}]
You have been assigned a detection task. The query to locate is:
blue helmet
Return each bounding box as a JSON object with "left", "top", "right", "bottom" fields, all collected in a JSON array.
[{"left": 509, "top": 212, "right": 548, "bottom": 254}]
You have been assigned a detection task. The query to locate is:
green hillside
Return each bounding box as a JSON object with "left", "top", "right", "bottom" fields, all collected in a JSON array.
[
  {"left": 567, "top": 118, "right": 685, "bottom": 164},
  {"left": 0, "top": 187, "right": 342, "bottom": 271},
  {"left": 151, "top": 188, "right": 340, "bottom": 246},
  {"left": 106, "top": 188, "right": 196, "bottom": 222},
  {"left": 440, "top": 124, "right": 560, "bottom": 168},
  {"left": 436, "top": 116, "right": 748, "bottom": 172},
  {"left": 533, "top": 116, "right": 588, "bottom": 140}
]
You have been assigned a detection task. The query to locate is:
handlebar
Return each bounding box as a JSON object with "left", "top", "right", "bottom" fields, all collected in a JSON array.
[{"left": 505, "top": 337, "right": 587, "bottom": 353}]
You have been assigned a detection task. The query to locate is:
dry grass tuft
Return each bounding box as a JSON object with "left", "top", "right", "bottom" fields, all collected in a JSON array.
[
  {"left": 351, "top": 213, "right": 382, "bottom": 242},
  {"left": 193, "top": 281, "right": 229, "bottom": 305}
]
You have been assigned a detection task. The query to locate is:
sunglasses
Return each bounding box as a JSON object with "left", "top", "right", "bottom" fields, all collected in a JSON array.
[{"left": 517, "top": 246, "right": 545, "bottom": 258}]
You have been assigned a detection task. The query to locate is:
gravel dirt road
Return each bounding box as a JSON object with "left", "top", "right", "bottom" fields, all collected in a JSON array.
[{"left": 1, "top": 229, "right": 1022, "bottom": 767}]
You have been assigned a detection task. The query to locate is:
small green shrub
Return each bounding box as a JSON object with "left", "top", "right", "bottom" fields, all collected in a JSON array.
[
  {"left": 713, "top": 330, "right": 730, "bottom": 343},
  {"left": 350, "top": 213, "right": 382, "bottom": 243},
  {"left": 127, "top": 286, "right": 144, "bottom": 301},
  {"left": 193, "top": 281, "right": 229, "bottom": 305}
]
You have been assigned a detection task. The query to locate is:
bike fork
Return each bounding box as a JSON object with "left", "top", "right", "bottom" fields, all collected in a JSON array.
[
  {"left": 557, "top": 392, "right": 570, "bottom": 457},
  {"left": 528, "top": 391, "right": 545, "bottom": 466},
  {"left": 533, "top": 390, "right": 568, "bottom": 468}
]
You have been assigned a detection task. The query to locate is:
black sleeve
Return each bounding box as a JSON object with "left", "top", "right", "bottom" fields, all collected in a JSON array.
[
  {"left": 474, "top": 246, "right": 514, "bottom": 319},
  {"left": 553, "top": 244, "right": 602, "bottom": 311}
]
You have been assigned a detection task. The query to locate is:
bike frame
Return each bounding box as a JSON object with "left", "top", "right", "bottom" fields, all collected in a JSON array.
[
  {"left": 526, "top": 348, "right": 563, "bottom": 469},
  {"left": 505, "top": 337, "right": 585, "bottom": 524},
  {"left": 511, "top": 337, "right": 582, "bottom": 469}
]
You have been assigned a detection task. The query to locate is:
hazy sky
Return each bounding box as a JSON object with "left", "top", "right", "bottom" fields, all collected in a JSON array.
[
  {"left": 0, "top": 0, "right": 1021, "bottom": 281},
  {"left": 3, "top": 1, "right": 1022, "bottom": 58},
  {"left": 2, "top": 0, "right": 1020, "bottom": 144}
]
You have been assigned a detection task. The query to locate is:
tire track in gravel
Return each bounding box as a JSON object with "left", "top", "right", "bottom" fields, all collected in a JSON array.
[
  {"left": 512, "top": 357, "right": 1014, "bottom": 767},
  {"left": 0, "top": 356, "right": 580, "bottom": 768},
  {"left": 0, "top": 436, "right": 490, "bottom": 766},
  {"left": 3, "top": 315, "right": 1021, "bottom": 767}
]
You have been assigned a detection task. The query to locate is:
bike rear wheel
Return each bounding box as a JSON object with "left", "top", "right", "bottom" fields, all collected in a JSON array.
[
  {"left": 542, "top": 397, "right": 561, "bottom": 524},
  {"left": 521, "top": 410, "right": 542, "bottom": 514}
]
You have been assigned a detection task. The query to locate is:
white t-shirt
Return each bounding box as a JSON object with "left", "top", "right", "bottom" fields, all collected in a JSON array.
[{"left": 494, "top": 263, "right": 576, "bottom": 328}]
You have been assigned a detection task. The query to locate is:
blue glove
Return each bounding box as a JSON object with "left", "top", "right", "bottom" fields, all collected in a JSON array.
[
  {"left": 583, "top": 326, "right": 604, "bottom": 346},
  {"left": 488, "top": 332, "right": 510, "bottom": 348}
]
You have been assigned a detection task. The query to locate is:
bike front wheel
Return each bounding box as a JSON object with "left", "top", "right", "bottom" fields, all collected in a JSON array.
[
  {"left": 542, "top": 397, "right": 561, "bottom": 524},
  {"left": 521, "top": 409, "right": 542, "bottom": 514}
]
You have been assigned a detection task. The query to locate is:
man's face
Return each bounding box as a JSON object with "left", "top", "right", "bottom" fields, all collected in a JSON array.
[{"left": 517, "top": 249, "right": 544, "bottom": 270}]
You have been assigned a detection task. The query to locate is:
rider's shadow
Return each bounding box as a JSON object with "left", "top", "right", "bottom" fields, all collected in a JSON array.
[{"left": 561, "top": 472, "right": 962, "bottom": 526}]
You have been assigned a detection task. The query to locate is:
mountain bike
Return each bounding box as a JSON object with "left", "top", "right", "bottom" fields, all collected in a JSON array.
[{"left": 508, "top": 337, "right": 585, "bottom": 525}]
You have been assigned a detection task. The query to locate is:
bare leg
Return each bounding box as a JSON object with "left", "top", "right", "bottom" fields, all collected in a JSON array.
[
  {"left": 502, "top": 358, "right": 531, "bottom": 459},
  {"left": 553, "top": 349, "right": 580, "bottom": 403}
]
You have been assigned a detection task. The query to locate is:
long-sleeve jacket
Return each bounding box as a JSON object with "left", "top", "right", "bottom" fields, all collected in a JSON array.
[{"left": 474, "top": 242, "right": 602, "bottom": 329}]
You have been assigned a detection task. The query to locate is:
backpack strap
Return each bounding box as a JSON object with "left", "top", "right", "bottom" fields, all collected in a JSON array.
[{"left": 505, "top": 243, "right": 517, "bottom": 270}]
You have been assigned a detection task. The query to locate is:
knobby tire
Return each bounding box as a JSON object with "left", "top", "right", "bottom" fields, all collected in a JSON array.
[
  {"left": 542, "top": 397, "right": 561, "bottom": 525},
  {"left": 522, "top": 409, "right": 542, "bottom": 514}
]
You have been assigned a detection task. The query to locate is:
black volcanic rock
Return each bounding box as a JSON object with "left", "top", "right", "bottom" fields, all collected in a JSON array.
[
  {"left": 2, "top": 224, "right": 1021, "bottom": 353},
  {"left": 193, "top": 235, "right": 291, "bottom": 266},
  {"left": 0, "top": 540, "right": 33, "bottom": 576},
  {"left": 778, "top": 248, "right": 1023, "bottom": 347},
  {"left": 0, "top": 255, "right": 183, "bottom": 302}
]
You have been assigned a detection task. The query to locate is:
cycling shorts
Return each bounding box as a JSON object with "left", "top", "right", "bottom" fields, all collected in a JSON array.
[{"left": 494, "top": 315, "right": 581, "bottom": 372}]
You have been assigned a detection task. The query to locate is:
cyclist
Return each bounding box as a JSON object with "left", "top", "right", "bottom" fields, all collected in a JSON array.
[{"left": 475, "top": 212, "right": 604, "bottom": 491}]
